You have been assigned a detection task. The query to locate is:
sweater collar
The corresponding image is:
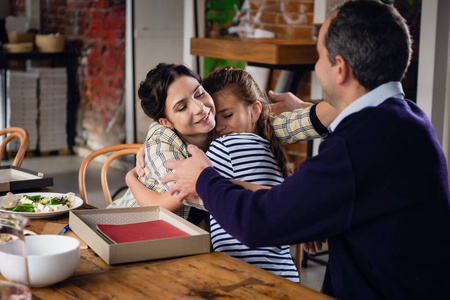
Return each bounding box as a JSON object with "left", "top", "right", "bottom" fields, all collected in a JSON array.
[{"left": 328, "top": 81, "right": 405, "bottom": 133}]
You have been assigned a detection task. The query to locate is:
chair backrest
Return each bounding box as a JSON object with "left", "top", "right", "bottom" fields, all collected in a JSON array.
[
  {"left": 0, "top": 127, "right": 30, "bottom": 167},
  {"left": 78, "top": 144, "right": 142, "bottom": 205}
]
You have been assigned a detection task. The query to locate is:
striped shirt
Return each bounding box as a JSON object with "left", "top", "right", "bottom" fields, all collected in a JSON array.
[{"left": 207, "top": 133, "right": 299, "bottom": 282}]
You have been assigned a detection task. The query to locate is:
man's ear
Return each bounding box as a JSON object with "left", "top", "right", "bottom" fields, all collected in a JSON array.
[
  {"left": 251, "top": 101, "right": 262, "bottom": 122},
  {"left": 159, "top": 118, "right": 174, "bottom": 129},
  {"left": 334, "top": 55, "right": 351, "bottom": 84}
]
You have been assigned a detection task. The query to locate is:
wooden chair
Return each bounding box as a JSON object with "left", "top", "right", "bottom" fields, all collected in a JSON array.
[
  {"left": 0, "top": 127, "right": 30, "bottom": 167},
  {"left": 295, "top": 243, "right": 303, "bottom": 283},
  {"left": 78, "top": 144, "right": 142, "bottom": 205}
]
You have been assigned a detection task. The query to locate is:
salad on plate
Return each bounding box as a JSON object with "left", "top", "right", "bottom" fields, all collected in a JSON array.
[{"left": 1, "top": 192, "right": 76, "bottom": 213}]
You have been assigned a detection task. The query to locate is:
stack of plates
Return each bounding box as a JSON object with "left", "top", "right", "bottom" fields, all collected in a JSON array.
[
  {"left": 6, "top": 70, "right": 39, "bottom": 151},
  {"left": 38, "top": 68, "right": 68, "bottom": 151}
]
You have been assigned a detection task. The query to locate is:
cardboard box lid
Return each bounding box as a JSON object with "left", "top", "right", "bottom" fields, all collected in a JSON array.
[
  {"left": 69, "top": 206, "right": 211, "bottom": 265},
  {"left": 0, "top": 166, "right": 54, "bottom": 192}
]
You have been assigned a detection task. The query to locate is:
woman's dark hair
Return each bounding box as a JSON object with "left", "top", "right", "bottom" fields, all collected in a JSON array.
[
  {"left": 203, "top": 67, "right": 293, "bottom": 178},
  {"left": 138, "top": 63, "right": 202, "bottom": 120},
  {"left": 325, "top": 0, "right": 412, "bottom": 90}
]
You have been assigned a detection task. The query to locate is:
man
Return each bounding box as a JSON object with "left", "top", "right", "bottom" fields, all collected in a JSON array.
[{"left": 162, "top": 1, "right": 450, "bottom": 299}]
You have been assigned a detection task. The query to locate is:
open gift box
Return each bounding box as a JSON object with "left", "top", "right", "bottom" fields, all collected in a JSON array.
[{"left": 69, "top": 206, "right": 211, "bottom": 265}]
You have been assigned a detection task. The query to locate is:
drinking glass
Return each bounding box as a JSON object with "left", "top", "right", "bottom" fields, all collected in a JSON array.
[{"left": 0, "top": 213, "right": 31, "bottom": 300}]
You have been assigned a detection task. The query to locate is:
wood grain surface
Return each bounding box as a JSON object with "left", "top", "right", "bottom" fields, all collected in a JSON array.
[{"left": 1, "top": 204, "right": 334, "bottom": 299}]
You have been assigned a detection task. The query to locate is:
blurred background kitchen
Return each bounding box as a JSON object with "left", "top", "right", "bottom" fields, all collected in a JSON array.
[{"left": 0, "top": 0, "right": 448, "bottom": 291}]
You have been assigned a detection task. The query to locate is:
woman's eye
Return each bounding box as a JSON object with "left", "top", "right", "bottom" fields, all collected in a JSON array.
[
  {"left": 177, "top": 105, "right": 187, "bottom": 112},
  {"left": 224, "top": 114, "right": 232, "bottom": 119}
]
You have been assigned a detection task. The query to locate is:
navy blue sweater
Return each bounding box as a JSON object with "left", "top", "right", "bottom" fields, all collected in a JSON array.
[{"left": 198, "top": 98, "right": 450, "bottom": 299}]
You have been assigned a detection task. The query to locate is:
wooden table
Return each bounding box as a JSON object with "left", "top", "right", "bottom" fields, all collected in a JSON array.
[{"left": 1, "top": 205, "right": 333, "bottom": 299}]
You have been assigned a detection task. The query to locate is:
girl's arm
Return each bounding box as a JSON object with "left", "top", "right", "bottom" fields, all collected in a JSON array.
[
  {"left": 230, "top": 179, "right": 270, "bottom": 191},
  {"left": 126, "top": 168, "right": 184, "bottom": 212}
]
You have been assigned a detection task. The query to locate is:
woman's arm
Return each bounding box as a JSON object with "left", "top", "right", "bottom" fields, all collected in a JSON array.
[
  {"left": 126, "top": 168, "right": 184, "bottom": 212},
  {"left": 136, "top": 146, "right": 270, "bottom": 193},
  {"left": 268, "top": 90, "right": 338, "bottom": 128}
]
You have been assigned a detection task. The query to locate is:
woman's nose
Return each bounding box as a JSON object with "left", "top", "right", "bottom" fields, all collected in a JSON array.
[{"left": 191, "top": 98, "right": 205, "bottom": 113}]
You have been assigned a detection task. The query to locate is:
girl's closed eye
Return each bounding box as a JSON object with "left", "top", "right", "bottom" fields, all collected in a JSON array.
[
  {"left": 224, "top": 113, "right": 233, "bottom": 119},
  {"left": 195, "top": 91, "right": 205, "bottom": 98},
  {"left": 194, "top": 87, "right": 206, "bottom": 99}
]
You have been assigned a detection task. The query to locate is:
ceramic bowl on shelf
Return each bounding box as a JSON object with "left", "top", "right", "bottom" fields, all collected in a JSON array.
[{"left": 0, "top": 235, "right": 80, "bottom": 287}]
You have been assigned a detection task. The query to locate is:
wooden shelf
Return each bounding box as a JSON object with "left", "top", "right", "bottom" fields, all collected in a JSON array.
[{"left": 191, "top": 37, "right": 317, "bottom": 68}]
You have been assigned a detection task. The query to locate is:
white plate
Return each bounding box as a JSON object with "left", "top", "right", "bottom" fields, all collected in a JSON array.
[{"left": 0, "top": 192, "right": 83, "bottom": 219}]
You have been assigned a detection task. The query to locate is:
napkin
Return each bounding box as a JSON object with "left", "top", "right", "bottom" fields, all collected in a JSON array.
[{"left": 42, "top": 223, "right": 88, "bottom": 249}]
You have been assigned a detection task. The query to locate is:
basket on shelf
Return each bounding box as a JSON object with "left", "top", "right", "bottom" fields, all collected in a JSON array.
[
  {"left": 35, "top": 34, "right": 65, "bottom": 53},
  {"left": 2, "top": 42, "right": 34, "bottom": 53},
  {"left": 7, "top": 32, "right": 36, "bottom": 43}
]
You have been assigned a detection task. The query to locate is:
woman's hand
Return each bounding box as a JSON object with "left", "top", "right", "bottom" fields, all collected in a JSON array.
[
  {"left": 135, "top": 144, "right": 146, "bottom": 177},
  {"left": 162, "top": 144, "right": 213, "bottom": 201},
  {"left": 268, "top": 90, "right": 312, "bottom": 116}
]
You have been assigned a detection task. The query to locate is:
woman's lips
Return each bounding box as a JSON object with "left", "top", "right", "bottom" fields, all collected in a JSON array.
[{"left": 196, "top": 111, "right": 210, "bottom": 124}]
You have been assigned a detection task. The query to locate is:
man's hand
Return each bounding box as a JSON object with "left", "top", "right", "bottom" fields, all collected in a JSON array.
[
  {"left": 135, "top": 144, "right": 145, "bottom": 177},
  {"left": 268, "top": 90, "right": 312, "bottom": 116},
  {"left": 162, "top": 144, "right": 213, "bottom": 201}
]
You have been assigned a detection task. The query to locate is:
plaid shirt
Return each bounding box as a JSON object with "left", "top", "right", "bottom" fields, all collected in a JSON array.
[{"left": 108, "top": 122, "right": 191, "bottom": 219}]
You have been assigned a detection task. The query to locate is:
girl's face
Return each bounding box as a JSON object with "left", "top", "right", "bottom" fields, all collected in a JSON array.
[
  {"left": 213, "top": 92, "right": 262, "bottom": 137},
  {"left": 159, "top": 76, "right": 216, "bottom": 139}
]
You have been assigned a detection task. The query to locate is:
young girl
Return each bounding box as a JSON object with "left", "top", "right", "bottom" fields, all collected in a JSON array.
[{"left": 200, "top": 66, "right": 300, "bottom": 281}]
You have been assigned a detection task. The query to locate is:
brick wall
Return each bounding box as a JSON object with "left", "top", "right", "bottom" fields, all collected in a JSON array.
[
  {"left": 204, "top": 0, "right": 316, "bottom": 169},
  {"left": 249, "top": 0, "right": 314, "bottom": 39},
  {"left": 11, "top": 0, "right": 126, "bottom": 150},
  {"left": 249, "top": 0, "right": 315, "bottom": 168}
]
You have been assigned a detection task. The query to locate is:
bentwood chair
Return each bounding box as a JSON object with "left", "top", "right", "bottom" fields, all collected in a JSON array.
[
  {"left": 295, "top": 244, "right": 303, "bottom": 282},
  {"left": 78, "top": 144, "right": 142, "bottom": 205},
  {"left": 0, "top": 127, "right": 30, "bottom": 167}
]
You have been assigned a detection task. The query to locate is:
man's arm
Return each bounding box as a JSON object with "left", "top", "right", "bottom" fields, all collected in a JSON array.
[{"left": 163, "top": 139, "right": 355, "bottom": 247}]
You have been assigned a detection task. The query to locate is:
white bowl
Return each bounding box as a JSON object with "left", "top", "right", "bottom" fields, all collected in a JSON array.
[{"left": 0, "top": 235, "right": 80, "bottom": 287}]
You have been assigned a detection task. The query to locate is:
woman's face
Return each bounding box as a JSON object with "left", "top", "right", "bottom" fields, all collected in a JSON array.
[
  {"left": 159, "top": 76, "right": 216, "bottom": 139},
  {"left": 213, "top": 92, "right": 261, "bottom": 137}
]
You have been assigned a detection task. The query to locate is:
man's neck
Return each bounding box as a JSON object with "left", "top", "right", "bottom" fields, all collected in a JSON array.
[{"left": 334, "top": 82, "right": 369, "bottom": 113}]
